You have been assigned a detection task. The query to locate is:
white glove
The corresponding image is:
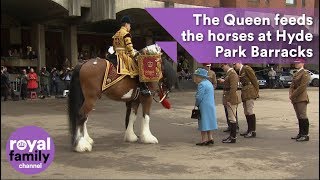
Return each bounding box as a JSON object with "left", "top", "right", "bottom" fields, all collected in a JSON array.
[{"left": 108, "top": 46, "right": 115, "bottom": 54}]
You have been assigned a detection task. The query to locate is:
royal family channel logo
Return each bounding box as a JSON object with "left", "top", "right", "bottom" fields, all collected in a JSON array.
[{"left": 6, "top": 126, "right": 55, "bottom": 175}]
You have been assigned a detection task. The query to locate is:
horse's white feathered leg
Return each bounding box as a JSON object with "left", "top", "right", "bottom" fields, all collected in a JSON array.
[
  {"left": 124, "top": 112, "right": 138, "bottom": 142},
  {"left": 140, "top": 115, "right": 158, "bottom": 144},
  {"left": 74, "top": 125, "right": 92, "bottom": 152},
  {"left": 84, "top": 119, "right": 94, "bottom": 145}
]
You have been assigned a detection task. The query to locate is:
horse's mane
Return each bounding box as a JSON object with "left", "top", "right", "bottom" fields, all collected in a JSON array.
[
  {"left": 162, "top": 59, "right": 177, "bottom": 89},
  {"left": 139, "top": 44, "right": 161, "bottom": 55}
]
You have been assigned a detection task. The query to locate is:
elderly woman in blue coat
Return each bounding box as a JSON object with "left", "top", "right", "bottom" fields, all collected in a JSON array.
[{"left": 193, "top": 68, "right": 218, "bottom": 146}]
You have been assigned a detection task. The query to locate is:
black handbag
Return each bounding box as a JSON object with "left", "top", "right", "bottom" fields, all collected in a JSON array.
[{"left": 191, "top": 106, "right": 200, "bottom": 119}]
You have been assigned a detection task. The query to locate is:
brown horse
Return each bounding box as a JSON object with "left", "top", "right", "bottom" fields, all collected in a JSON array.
[{"left": 68, "top": 52, "right": 176, "bottom": 152}]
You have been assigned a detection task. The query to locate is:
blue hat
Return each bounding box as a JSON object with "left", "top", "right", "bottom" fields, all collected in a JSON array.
[
  {"left": 121, "top": 16, "right": 132, "bottom": 24},
  {"left": 193, "top": 68, "right": 209, "bottom": 78}
]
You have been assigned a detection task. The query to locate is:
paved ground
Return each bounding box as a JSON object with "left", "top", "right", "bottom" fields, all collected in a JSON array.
[{"left": 1, "top": 88, "right": 319, "bottom": 179}]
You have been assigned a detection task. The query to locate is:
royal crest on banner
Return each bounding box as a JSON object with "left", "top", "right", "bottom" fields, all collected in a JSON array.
[{"left": 137, "top": 54, "right": 163, "bottom": 82}]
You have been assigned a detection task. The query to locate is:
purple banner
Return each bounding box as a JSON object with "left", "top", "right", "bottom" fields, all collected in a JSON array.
[{"left": 146, "top": 8, "right": 319, "bottom": 64}]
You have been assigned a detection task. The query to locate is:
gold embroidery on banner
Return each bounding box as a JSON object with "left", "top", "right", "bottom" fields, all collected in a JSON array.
[{"left": 137, "top": 55, "right": 163, "bottom": 82}]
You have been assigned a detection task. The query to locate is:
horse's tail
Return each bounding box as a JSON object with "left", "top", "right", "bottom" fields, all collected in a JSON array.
[{"left": 68, "top": 64, "right": 84, "bottom": 146}]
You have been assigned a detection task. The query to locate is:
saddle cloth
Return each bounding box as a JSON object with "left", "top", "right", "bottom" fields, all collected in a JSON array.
[{"left": 102, "top": 60, "right": 126, "bottom": 91}]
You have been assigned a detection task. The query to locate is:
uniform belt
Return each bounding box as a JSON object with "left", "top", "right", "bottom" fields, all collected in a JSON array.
[
  {"left": 224, "top": 88, "right": 231, "bottom": 91},
  {"left": 242, "top": 82, "right": 252, "bottom": 87},
  {"left": 115, "top": 48, "right": 125, "bottom": 51}
]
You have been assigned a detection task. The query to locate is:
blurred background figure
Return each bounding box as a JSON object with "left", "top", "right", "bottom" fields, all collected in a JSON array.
[
  {"left": 1, "top": 66, "right": 10, "bottom": 101},
  {"left": 40, "top": 67, "right": 50, "bottom": 97},
  {"left": 62, "top": 67, "right": 72, "bottom": 90},
  {"left": 203, "top": 63, "right": 217, "bottom": 89},
  {"left": 19, "top": 69, "right": 28, "bottom": 100},
  {"left": 268, "top": 67, "right": 276, "bottom": 89},
  {"left": 27, "top": 68, "right": 38, "bottom": 95},
  {"left": 50, "top": 67, "right": 60, "bottom": 96}
]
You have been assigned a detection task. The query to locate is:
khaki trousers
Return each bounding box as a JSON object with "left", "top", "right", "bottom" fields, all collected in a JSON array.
[
  {"left": 293, "top": 102, "right": 308, "bottom": 119},
  {"left": 243, "top": 99, "right": 255, "bottom": 115},
  {"left": 226, "top": 104, "right": 238, "bottom": 123}
]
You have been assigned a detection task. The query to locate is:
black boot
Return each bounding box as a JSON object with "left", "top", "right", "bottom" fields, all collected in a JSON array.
[
  {"left": 244, "top": 114, "right": 256, "bottom": 138},
  {"left": 223, "top": 119, "right": 231, "bottom": 132},
  {"left": 139, "top": 82, "right": 151, "bottom": 96},
  {"left": 291, "top": 119, "right": 302, "bottom": 139},
  {"left": 296, "top": 119, "right": 309, "bottom": 142},
  {"left": 236, "top": 111, "right": 240, "bottom": 133},
  {"left": 222, "top": 123, "right": 236, "bottom": 143},
  {"left": 240, "top": 115, "right": 250, "bottom": 136}
]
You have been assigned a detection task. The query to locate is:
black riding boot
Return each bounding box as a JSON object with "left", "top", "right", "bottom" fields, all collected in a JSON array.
[
  {"left": 296, "top": 119, "right": 309, "bottom": 142},
  {"left": 244, "top": 114, "right": 256, "bottom": 138},
  {"left": 291, "top": 119, "right": 302, "bottom": 139},
  {"left": 139, "top": 82, "right": 151, "bottom": 96},
  {"left": 240, "top": 115, "right": 250, "bottom": 136},
  {"left": 222, "top": 123, "right": 236, "bottom": 143},
  {"left": 236, "top": 110, "right": 240, "bottom": 132}
]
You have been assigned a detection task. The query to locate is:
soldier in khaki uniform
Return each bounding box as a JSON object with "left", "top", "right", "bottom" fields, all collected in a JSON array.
[
  {"left": 218, "top": 64, "right": 241, "bottom": 143},
  {"left": 205, "top": 63, "right": 240, "bottom": 132},
  {"left": 112, "top": 16, "right": 151, "bottom": 95},
  {"left": 203, "top": 63, "right": 217, "bottom": 89},
  {"left": 290, "top": 58, "right": 311, "bottom": 142},
  {"left": 234, "top": 63, "right": 259, "bottom": 138}
]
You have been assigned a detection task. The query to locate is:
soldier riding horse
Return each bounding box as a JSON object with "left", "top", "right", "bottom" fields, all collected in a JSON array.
[{"left": 68, "top": 16, "right": 176, "bottom": 152}]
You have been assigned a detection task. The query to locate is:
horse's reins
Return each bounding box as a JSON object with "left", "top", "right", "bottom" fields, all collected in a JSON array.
[
  {"left": 152, "top": 80, "right": 170, "bottom": 103},
  {"left": 152, "top": 89, "right": 169, "bottom": 103}
]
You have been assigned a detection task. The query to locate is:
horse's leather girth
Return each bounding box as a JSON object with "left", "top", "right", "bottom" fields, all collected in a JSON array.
[{"left": 102, "top": 60, "right": 126, "bottom": 91}]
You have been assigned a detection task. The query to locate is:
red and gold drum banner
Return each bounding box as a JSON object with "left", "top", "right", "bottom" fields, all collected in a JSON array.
[{"left": 137, "top": 55, "right": 163, "bottom": 82}]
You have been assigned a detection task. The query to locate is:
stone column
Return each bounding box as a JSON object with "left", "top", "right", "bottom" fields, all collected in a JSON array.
[
  {"left": 64, "top": 25, "right": 78, "bottom": 67},
  {"left": 9, "top": 27, "right": 21, "bottom": 45},
  {"left": 69, "top": 0, "right": 81, "bottom": 16},
  {"left": 164, "top": 1, "right": 174, "bottom": 7},
  {"left": 31, "top": 24, "right": 46, "bottom": 71},
  {"left": 91, "top": 0, "right": 116, "bottom": 22}
]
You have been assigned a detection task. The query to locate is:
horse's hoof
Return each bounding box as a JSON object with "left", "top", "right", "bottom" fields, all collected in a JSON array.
[
  {"left": 74, "top": 137, "right": 92, "bottom": 152},
  {"left": 85, "top": 136, "right": 94, "bottom": 145},
  {"left": 124, "top": 131, "right": 138, "bottom": 142},
  {"left": 140, "top": 133, "right": 158, "bottom": 144}
]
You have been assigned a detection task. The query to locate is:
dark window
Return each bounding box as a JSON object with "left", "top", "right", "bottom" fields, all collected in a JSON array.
[
  {"left": 281, "top": 72, "right": 291, "bottom": 76},
  {"left": 286, "top": 0, "right": 296, "bottom": 5},
  {"left": 256, "top": 75, "right": 264, "bottom": 80},
  {"left": 248, "top": 0, "right": 260, "bottom": 7}
]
